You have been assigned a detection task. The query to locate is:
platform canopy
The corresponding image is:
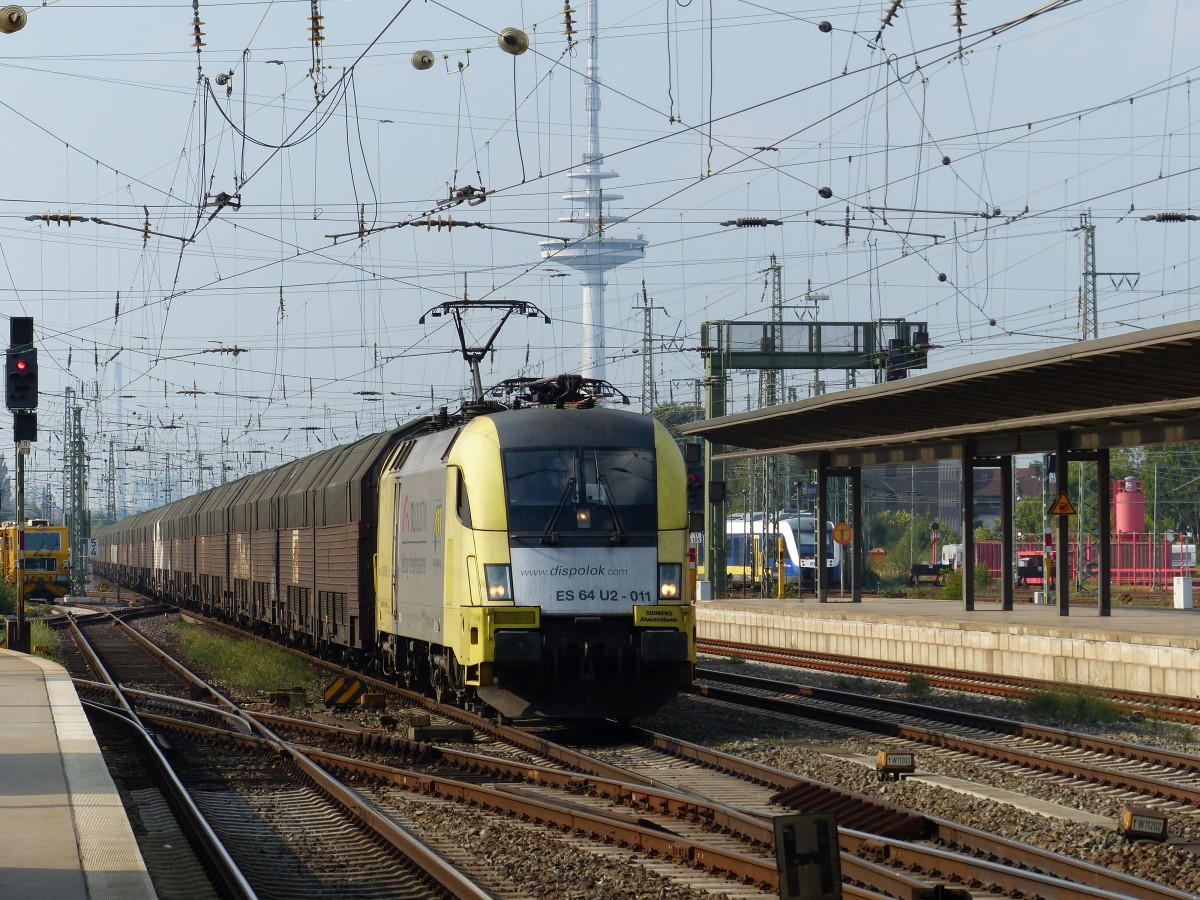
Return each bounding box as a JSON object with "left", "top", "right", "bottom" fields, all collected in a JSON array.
[{"left": 680, "top": 320, "right": 1200, "bottom": 467}]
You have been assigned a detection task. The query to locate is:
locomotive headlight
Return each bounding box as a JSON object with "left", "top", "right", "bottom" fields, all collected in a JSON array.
[
  {"left": 658, "top": 563, "right": 682, "bottom": 600},
  {"left": 484, "top": 564, "right": 513, "bottom": 601}
]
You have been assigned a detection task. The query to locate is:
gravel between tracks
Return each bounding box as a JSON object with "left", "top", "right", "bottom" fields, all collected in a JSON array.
[
  {"left": 658, "top": 657, "right": 1200, "bottom": 894},
  {"left": 126, "top": 613, "right": 736, "bottom": 899},
  {"left": 125, "top": 611, "right": 1200, "bottom": 895}
]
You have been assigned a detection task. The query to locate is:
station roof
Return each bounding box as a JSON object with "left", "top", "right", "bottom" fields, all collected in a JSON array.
[{"left": 679, "top": 320, "right": 1200, "bottom": 467}]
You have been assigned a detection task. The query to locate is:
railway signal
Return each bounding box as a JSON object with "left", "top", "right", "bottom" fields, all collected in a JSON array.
[
  {"left": 6, "top": 317, "right": 37, "bottom": 412},
  {"left": 684, "top": 442, "right": 704, "bottom": 531},
  {"left": 5, "top": 316, "right": 34, "bottom": 653}
]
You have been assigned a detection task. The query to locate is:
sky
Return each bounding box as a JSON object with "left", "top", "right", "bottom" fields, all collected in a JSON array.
[{"left": 0, "top": 0, "right": 1197, "bottom": 514}]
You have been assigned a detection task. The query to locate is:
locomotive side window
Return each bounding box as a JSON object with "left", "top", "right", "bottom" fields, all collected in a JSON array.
[{"left": 455, "top": 468, "right": 473, "bottom": 527}]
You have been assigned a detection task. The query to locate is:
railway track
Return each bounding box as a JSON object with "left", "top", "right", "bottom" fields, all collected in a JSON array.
[
  {"left": 693, "top": 667, "right": 1200, "bottom": 812},
  {"left": 114, "top": 607, "right": 1191, "bottom": 899},
  {"left": 697, "top": 637, "right": 1200, "bottom": 723},
  {"left": 57, "top": 611, "right": 494, "bottom": 899}
]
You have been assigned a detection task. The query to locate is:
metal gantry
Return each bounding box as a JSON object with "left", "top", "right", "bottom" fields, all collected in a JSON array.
[{"left": 700, "top": 317, "right": 929, "bottom": 595}]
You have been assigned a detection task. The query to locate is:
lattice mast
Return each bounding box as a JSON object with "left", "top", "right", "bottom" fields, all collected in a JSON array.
[
  {"left": 1079, "top": 210, "right": 1098, "bottom": 340},
  {"left": 62, "top": 386, "right": 73, "bottom": 523},
  {"left": 67, "top": 404, "right": 89, "bottom": 597},
  {"left": 640, "top": 280, "right": 663, "bottom": 414},
  {"left": 106, "top": 438, "right": 115, "bottom": 522}
]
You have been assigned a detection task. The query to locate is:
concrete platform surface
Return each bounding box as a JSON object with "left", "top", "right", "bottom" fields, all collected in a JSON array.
[
  {"left": 0, "top": 650, "right": 154, "bottom": 899},
  {"left": 697, "top": 597, "right": 1200, "bottom": 697}
]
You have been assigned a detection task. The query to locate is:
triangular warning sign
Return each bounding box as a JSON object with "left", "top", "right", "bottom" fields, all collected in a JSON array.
[{"left": 1048, "top": 490, "right": 1077, "bottom": 516}]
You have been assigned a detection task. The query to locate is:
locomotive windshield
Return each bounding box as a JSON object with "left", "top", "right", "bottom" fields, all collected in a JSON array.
[
  {"left": 504, "top": 447, "right": 655, "bottom": 539},
  {"left": 24, "top": 533, "right": 61, "bottom": 552}
]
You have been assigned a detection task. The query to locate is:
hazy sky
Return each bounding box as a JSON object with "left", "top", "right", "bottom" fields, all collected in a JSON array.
[{"left": 0, "top": 0, "right": 1195, "bottom": 510}]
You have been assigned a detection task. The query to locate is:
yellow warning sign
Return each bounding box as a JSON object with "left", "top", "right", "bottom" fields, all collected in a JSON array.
[
  {"left": 324, "top": 676, "right": 365, "bottom": 708},
  {"left": 832, "top": 523, "right": 853, "bottom": 545},
  {"left": 1048, "top": 491, "right": 1077, "bottom": 516}
]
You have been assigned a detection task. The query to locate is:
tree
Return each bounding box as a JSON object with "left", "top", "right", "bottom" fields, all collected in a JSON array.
[
  {"left": 1014, "top": 497, "right": 1044, "bottom": 537},
  {"left": 1124, "top": 443, "right": 1200, "bottom": 534},
  {"left": 652, "top": 401, "right": 702, "bottom": 446}
]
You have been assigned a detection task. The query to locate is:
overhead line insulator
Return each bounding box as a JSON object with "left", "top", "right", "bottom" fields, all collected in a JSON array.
[
  {"left": 190, "top": 0, "right": 205, "bottom": 51},
  {"left": 720, "top": 218, "right": 782, "bottom": 228},
  {"left": 1141, "top": 212, "right": 1200, "bottom": 222}
]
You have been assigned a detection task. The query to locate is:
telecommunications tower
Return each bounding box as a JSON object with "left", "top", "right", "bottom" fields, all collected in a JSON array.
[{"left": 539, "top": 0, "right": 647, "bottom": 381}]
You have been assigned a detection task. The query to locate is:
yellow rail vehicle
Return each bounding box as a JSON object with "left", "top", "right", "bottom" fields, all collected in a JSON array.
[{"left": 0, "top": 520, "right": 70, "bottom": 602}]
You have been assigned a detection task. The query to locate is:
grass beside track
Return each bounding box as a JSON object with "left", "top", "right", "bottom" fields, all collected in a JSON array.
[
  {"left": 170, "top": 619, "right": 317, "bottom": 693},
  {"left": 1022, "top": 687, "right": 1122, "bottom": 723},
  {"left": 30, "top": 619, "right": 60, "bottom": 663}
]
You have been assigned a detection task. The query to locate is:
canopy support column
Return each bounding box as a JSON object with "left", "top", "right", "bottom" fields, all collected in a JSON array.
[
  {"left": 1000, "top": 454, "right": 1014, "bottom": 611},
  {"left": 962, "top": 441, "right": 976, "bottom": 612},
  {"left": 1056, "top": 433, "right": 1071, "bottom": 615},
  {"left": 817, "top": 453, "right": 829, "bottom": 602},
  {"left": 1097, "top": 448, "right": 1112, "bottom": 616}
]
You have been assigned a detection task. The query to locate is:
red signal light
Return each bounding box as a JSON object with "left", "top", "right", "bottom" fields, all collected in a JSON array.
[
  {"left": 687, "top": 474, "right": 700, "bottom": 485},
  {"left": 14, "top": 358, "right": 26, "bottom": 372}
]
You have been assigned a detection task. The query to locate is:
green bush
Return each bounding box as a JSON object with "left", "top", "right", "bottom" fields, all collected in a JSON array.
[
  {"left": 30, "top": 619, "right": 60, "bottom": 663},
  {"left": 939, "top": 566, "right": 992, "bottom": 598},
  {"left": 939, "top": 570, "right": 962, "bottom": 600},
  {"left": 1023, "top": 688, "right": 1122, "bottom": 724},
  {"left": 906, "top": 673, "right": 931, "bottom": 698}
]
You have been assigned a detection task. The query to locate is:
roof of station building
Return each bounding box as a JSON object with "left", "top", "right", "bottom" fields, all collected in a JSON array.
[{"left": 679, "top": 320, "right": 1200, "bottom": 467}]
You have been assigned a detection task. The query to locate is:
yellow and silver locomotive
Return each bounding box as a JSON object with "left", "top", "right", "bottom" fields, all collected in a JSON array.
[{"left": 94, "top": 376, "right": 694, "bottom": 720}]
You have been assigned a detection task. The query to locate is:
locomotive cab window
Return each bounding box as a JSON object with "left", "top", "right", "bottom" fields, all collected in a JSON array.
[
  {"left": 504, "top": 447, "right": 655, "bottom": 538},
  {"left": 24, "top": 533, "right": 61, "bottom": 552}
]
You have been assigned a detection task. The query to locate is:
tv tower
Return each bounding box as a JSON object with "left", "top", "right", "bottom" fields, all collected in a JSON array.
[{"left": 539, "top": 0, "right": 647, "bottom": 382}]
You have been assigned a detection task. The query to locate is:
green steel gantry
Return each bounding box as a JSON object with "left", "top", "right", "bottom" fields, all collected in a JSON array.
[{"left": 700, "top": 317, "right": 928, "bottom": 597}]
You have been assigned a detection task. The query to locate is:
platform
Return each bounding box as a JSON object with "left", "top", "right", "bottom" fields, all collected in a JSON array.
[
  {"left": 0, "top": 650, "right": 154, "bottom": 899},
  {"left": 696, "top": 597, "right": 1200, "bottom": 698}
]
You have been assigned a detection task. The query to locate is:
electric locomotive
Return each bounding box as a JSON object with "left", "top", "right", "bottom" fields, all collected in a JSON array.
[{"left": 93, "top": 375, "right": 695, "bottom": 720}]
